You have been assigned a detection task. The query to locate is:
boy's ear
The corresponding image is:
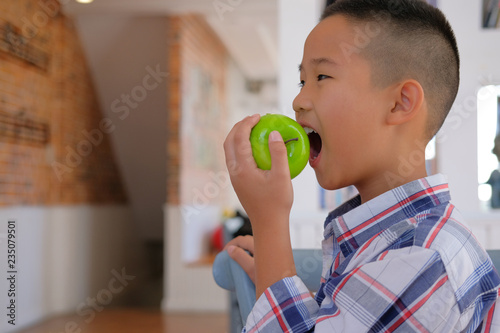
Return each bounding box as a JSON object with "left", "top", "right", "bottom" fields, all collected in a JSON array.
[{"left": 386, "top": 80, "right": 425, "bottom": 126}]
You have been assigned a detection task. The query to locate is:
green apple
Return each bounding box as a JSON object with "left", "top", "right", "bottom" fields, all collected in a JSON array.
[{"left": 250, "top": 114, "right": 310, "bottom": 179}]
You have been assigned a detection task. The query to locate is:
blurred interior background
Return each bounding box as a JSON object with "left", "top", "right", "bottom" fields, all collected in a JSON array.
[{"left": 0, "top": 0, "right": 500, "bottom": 331}]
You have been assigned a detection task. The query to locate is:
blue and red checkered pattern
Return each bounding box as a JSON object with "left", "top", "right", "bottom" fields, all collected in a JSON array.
[{"left": 244, "top": 174, "right": 500, "bottom": 332}]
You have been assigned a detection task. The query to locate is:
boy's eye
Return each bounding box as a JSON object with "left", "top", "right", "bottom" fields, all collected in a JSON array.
[{"left": 298, "top": 74, "right": 330, "bottom": 88}]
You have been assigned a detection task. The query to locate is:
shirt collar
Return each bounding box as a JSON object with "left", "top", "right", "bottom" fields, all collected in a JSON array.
[{"left": 323, "top": 174, "right": 451, "bottom": 257}]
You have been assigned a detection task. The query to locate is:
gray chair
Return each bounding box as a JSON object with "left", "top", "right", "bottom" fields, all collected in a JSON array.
[
  {"left": 213, "top": 248, "right": 500, "bottom": 332},
  {"left": 488, "top": 249, "right": 500, "bottom": 273}
]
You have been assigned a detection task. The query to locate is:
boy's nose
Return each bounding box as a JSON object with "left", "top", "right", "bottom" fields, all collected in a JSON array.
[{"left": 293, "top": 90, "right": 313, "bottom": 113}]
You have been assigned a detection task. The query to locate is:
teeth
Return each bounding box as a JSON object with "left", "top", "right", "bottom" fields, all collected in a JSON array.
[{"left": 303, "top": 127, "right": 316, "bottom": 134}]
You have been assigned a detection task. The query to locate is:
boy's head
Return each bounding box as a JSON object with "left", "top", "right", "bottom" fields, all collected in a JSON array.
[
  {"left": 321, "top": 0, "right": 460, "bottom": 140},
  {"left": 293, "top": 0, "right": 459, "bottom": 197}
]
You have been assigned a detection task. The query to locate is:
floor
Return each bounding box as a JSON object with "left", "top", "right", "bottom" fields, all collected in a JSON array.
[
  {"left": 16, "top": 308, "right": 229, "bottom": 333},
  {"left": 16, "top": 242, "right": 232, "bottom": 332}
]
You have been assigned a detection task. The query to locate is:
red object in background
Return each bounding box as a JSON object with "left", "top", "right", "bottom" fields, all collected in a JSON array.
[{"left": 212, "top": 225, "right": 225, "bottom": 252}]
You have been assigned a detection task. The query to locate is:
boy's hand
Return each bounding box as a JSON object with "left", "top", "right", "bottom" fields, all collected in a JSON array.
[
  {"left": 224, "top": 114, "right": 296, "bottom": 297},
  {"left": 223, "top": 114, "right": 293, "bottom": 226},
  {"left": 224, "top": 235, "right": 255, "bottom": 283}
]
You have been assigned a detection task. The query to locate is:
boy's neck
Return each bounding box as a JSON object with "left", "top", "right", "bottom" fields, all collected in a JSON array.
[{"left": 356, "top": 164, "right": 428, "bottom": 204}]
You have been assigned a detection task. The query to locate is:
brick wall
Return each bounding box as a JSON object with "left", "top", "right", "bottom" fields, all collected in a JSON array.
[
  {"left": 0, "top": 0, "right": 126, "bottom": 205},
  {"left": 167, "top": 15, "right": 229, "bottom": 206}
]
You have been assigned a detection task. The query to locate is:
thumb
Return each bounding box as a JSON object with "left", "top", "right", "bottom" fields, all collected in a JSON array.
[{"left": 268, "top": 131, "right": 290, "bottom": 177}]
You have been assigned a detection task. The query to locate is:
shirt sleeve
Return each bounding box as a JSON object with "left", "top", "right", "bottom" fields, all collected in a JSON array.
[
  {"left": 243, "top": 275, "right": 319, "bottom": 332},
  {"left": 243, "top": 247, "right": 499, "bottom": 332}
]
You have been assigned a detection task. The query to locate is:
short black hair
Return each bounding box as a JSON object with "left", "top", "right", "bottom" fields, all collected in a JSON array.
[{"left": 322, "top": 0, "right": 460, "bottom": 139}]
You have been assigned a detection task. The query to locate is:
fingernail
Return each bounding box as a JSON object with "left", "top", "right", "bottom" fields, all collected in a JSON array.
[
  {"left": 245, "top": 114, "right": 259, "bottom": 121},
  {"left": 227, "top": 245, "right": 235, "bottom": 254},
  {"left": 268, "top": 131, "right": 282, "bottom": 142}
]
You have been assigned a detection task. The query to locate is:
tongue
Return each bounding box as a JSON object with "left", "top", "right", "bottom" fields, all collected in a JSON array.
[{"left": 308, "top": 132, "right": 322, "bottom": 160}]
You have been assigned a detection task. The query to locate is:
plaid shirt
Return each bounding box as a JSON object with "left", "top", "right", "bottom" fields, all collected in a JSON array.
[{"left": 244, "top": 174, "right": 500, "bottom": 332}]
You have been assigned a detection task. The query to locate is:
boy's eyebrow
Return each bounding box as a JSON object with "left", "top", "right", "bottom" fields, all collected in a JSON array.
[{"left": 298, "top": 57, "right": 338, "bottom": 72}]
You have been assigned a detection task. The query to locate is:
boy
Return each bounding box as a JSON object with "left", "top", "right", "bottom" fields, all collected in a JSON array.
[{"left": 223, "top": 0, "right": 500, "bottom": 331}]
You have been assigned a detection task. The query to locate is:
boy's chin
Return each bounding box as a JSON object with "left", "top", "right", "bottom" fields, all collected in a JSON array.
[
  {"left": 315, "top": 173, "right": 343, "bottom": 192},
  {"left": 315, "top": 169, "right": 356, "bottom": 193}
]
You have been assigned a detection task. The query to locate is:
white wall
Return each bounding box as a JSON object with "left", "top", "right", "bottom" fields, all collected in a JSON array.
[
  {"left": 437, "top": 1, "right": 500, "bottom": 217},
  {"left": 73, "top": 15, "right": 168, "bottom": 241},
  {"left": 0, "top": 205, "right": 137, "bottom": 332},
  {"left": 163, "top": 205, "right": 228, "bottom": 312}
]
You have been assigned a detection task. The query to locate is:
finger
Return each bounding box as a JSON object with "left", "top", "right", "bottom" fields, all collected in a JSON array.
[
  {"left": 268, "top": 131, "right": 291, "bottom": 178},
  {"left": 224, "top": 131, "right": 236, "bottom": 168},
  {"left": 224, "top": 114, "right": 260, "bottom": 176},
  {"left": 227, "top": 245, "right": 256, "bottom": 283},
  {"left": 233, "top": 114, "right": 260, "bottom": 161},
  {"left": 224, "top": 123, "right": 241, "bottom": 170},
  {"left": 223, "top": 235, "right": 254, "bottom": 254}
]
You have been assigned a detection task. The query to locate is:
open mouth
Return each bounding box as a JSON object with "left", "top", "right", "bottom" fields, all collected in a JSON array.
[{"left": 303, "top": 127, "right": 322, "bottom": 161}]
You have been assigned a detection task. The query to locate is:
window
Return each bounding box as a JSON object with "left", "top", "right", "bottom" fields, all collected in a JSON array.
[{"left": 477, "top": 85, "right": 500, "bottom": 209}]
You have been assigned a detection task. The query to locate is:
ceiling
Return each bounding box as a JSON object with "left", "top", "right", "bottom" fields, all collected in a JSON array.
[{"left": 62, "top": 0, "right": 278, "bottom": 80}]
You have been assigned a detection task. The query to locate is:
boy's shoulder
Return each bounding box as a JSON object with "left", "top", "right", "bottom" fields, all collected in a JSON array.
[
  {"left": 412, "top": 203, "right": 480, "bottom": 258},
  {"left": 379, "top": 204, "right": 499, "bottom": 308},
  {"left": 378, "top": 201, "right": 490, "bottom": 277},
  {"left": 410, "top": 205, "right": 499, "bottom": 302}
]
